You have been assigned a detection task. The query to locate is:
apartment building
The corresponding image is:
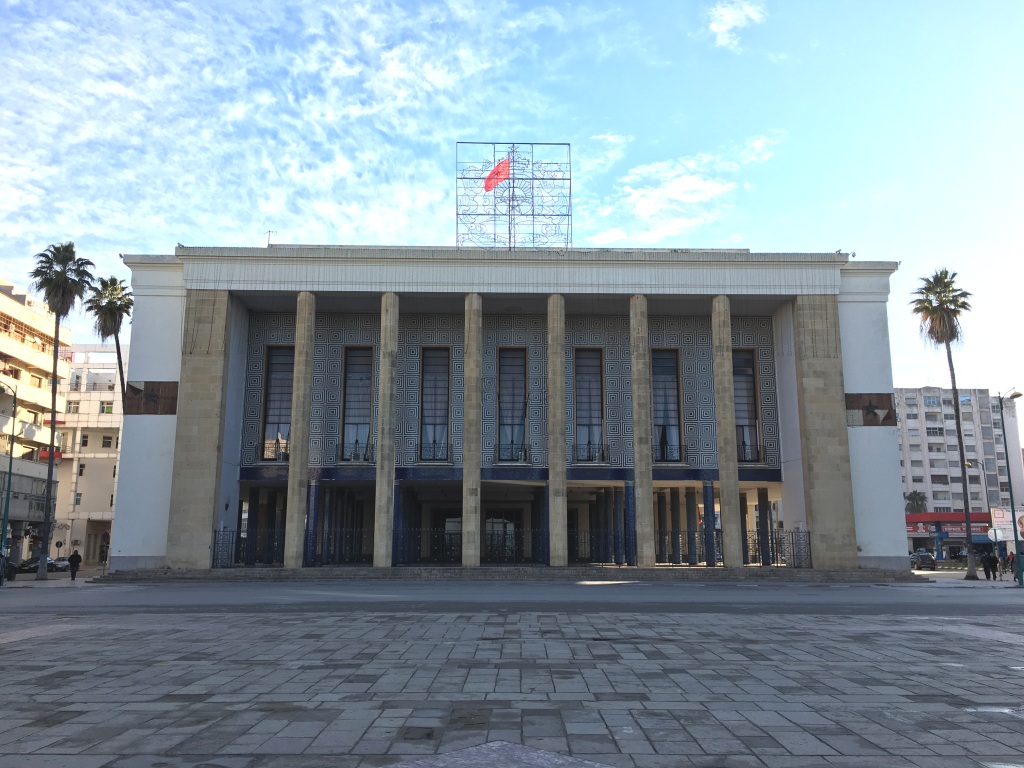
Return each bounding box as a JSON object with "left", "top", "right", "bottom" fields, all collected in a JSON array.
[
  {"left": 895, "top": 386, "right": 1024, "bottom": 554},
  {"left": 53, "top": 345, "right": 127, "bottom": 565},
  {"left": 0, "top": 279, "right": 67, "bottom": 560}
]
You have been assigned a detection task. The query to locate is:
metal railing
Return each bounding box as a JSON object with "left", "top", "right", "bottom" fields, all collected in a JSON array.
[
  {"left": 261, "top": 440, "right": 289, "bottom": 461},
  {"left": 307, "top": 528, "right": 373, "bottom": 565},
  {"left": 743, "top": 530, "right": 812, "bottom": 568},
  {"left": 398, "top": 528, "right": 462, "bottom": 565},
  {"left": 418, "top": 441, "right": 449, "bottom": 461},
  {"left": 571, "top": 442, "right": 608, "bottom": 463},
  {"left": 737, "top": 443, "right": 763, "bottom": 463},
  {"left": 482, "top": 528, "right": 542, "bottom": 564},
  {"left": 335, "top": 441, "right": 375, "bottom": 463},
  {"left": 495, "top": 442, "right": 529, "bottom": 463},
  {"left": 213, "top": 529, "right": 284, "bottom": 567},
  {"left": 652, "top": 442, "right": 685, "bottom": 463}
]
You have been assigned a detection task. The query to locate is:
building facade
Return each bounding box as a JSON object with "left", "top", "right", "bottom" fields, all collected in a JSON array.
[
  {"left": 52, "top": 345, "right": 127, "bottom": 565},
  {"left": 111, "top": 246, "right": 908, "bottom": 572},
  {"left": 894, "top": 386, "right": 1024, "bottom": 556},
  {"left": 0, "top": 279, "right": 67, "bottom": 561}
]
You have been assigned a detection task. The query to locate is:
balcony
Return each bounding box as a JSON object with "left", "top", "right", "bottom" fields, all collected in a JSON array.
[
  {"left": 737, "top": 443, "right": 764, "bottom": 463},
  {"left": 261, "top": 440, "right": 289, "bottom": 462},
  {"left": 335, "top": 441, "right": 375, "bottom": 463},
  {"left": 418, "top": 441, "right": 450, "bottom": 461},
  {"left": 652, "top": 442, "right": 685, "bottom": 463},
  {"left": 38, "top": 449, "right": 62, "bottom": 463},
  {"left": 495, "top": 442, "right": 529, "bottom": 463},
  {"left": 571, "top": 442, "right": 608, "bottom": 464}
]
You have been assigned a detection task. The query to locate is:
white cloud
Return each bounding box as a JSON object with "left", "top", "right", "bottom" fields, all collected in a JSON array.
[
  {"left": 707, "top": 0, "right": 767, "bottom": 50},
  {"left": 579, "top": 134, "right": 782, "bottom": 247}
]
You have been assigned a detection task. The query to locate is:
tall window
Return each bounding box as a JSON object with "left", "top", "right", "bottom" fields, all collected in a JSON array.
[
  {"left": 651, "top": 349, "right": 681, "bottom": 461},
  {"left": 733, "top": 350, "right": 759, "bottom": 462},
  {"left": 341, "top": 348, "right": 373, "bottom": 460},
  {"left": 420, "top": 348, "right": 450, "bottom": 460},
  {"left": 574, "top": 349, "right": 604, "bottom": 462},
  {"left": 498, "top": 348, "right": 527, "bottom": 461},
  {"left": 263, "top": 346, "right": 294, "bottom": 460}
]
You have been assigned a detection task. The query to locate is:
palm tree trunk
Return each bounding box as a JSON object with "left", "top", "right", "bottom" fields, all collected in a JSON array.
[
  {"left": 947, "top": 341, "right": 978, "bottom": 580},
  {"left": 113, "top": 331, "right": 126, "bottom": 411},
  {"left": 37, "top": 318, "right": 59, "bottom": 580}
]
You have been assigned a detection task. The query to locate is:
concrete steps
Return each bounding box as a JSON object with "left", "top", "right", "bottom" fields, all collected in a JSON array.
[{"left": 94, "top": 565, "right": 929, "bottom": 584}]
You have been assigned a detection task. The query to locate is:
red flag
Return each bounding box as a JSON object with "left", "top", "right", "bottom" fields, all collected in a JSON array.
[{"left": 484, "top": 157, "right": 510, "bottom": 191}]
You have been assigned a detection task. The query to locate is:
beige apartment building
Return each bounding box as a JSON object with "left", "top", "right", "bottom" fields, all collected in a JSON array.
[{"left": 0, "top": 279, "right": 67, "bottom": 561}]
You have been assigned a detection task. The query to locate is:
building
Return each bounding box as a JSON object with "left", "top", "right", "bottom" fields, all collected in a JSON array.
[
  {"left": 111, "top": 245, "right": 908, "bottom": 573},
  {"left": 52, "top": 345, "right": 127, "bottom": 565},
  {"left": 895, "top": 386, "right": 1024, "bottom": 556},
  {"left": 0, "top": 279, "right": 67, "bottom": 561}
]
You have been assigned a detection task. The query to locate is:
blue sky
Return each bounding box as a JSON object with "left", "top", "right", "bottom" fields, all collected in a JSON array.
[{"left": 2, "top": 0, "right": 1023, "bottom": 401}]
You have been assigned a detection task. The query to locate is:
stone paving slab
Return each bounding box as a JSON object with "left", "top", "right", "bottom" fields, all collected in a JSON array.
[
  {"left": 390, "top": 740, "right": 607, "bottom": 767},
  {"left": 2, "top": 590, "right": 1024, "bottom": 767}
]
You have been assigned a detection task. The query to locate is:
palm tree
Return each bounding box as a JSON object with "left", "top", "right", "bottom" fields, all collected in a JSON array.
[
  {"left": 85, "top": 276, "right": 133, "bottom": 407},
  {"left": 29, "top": 243, "right": 94, "bottom": 580},
  {"left": 911, "top": 269, "right": 975, "bottom": 579},
  {"left": 904, "top": 491, "right": 928, "bottom": 514}
]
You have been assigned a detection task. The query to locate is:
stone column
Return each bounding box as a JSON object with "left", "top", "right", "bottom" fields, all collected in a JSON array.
[
  {"left": 166, "top": 289, "right": 233, "bottom": 568},
  {"left": 374, "top": 292, "right": 399, "bottom": 567},
  {"left": 547, "top": 294, "right": 568, "bottom": 566},
  {"left": 670, "top": 488, "right": 682, "bottom": 564},
  {"left": 629, "top": 294, "right": 656, "bottom": 566},
  {"left": 283, "top": 291, "right": 315, "bottom": 569},
  {"left": 793, "top": 295, "right": 858, "bottom": 568},
  {"left": 462, "top": 293, "right": 483, "bottom": 567},
  {"left": 702, "top": 480, "right": 717, "bottom": 567},
  {"left": 712, "top": 295, "right": 743, "bottom": 569},
  {"left": 758, "top": 487, "right": 771, "bottom": 566},
  {"left": 685, "top": 487, "right": 699, "bottom": 565}
]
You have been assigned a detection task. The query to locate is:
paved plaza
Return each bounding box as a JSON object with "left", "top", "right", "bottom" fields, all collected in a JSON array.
[{"left": 1, "top": 573, "right": 1023, "bottom": 768}]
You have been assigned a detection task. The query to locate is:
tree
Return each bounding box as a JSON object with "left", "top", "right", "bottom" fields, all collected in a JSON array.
[
  {"left": 911, "top": 269, "right": 975, "bottom": 579},
  {"left": 29, "top": 243, "right": 94, "bottom": 580},
  {"left": 904, "top": 491, "right": 927, "bottom": 514},
  {"left": 85, "top": 276, "right": 133, "bottom": 408}
]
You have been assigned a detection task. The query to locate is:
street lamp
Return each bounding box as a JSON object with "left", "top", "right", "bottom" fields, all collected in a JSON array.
[
  {"left": 1, "top": 382, "right": 16, "bottom": 558},
  {"left": 997, "top": 389, "right": 1023, "bottom": 587}
]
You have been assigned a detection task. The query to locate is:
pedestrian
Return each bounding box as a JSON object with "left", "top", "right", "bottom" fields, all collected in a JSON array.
[
  {"left": 999, "top": 554, "right": 1008, "bottom": 577},
  {"left": 67, "top": 549, "right": 82, "bottom": 581},
  {"left": 982, "top": 551, "right": 993, "bottom": 580},
  {"left": 1010, "top": 552, "right": 1017, "bottom": 575}
]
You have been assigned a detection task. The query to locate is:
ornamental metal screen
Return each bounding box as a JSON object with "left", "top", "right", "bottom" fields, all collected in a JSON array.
[{"left": 456, "top": 142, "right": 571, "bottom": 249}]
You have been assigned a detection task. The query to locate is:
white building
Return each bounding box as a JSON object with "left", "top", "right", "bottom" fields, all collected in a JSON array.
[
  {"left": 53, "top": 345, "right": 127, "bottom": 564},
  {"left": 111, "top": 245, "right": 908, "bottom": 573}
]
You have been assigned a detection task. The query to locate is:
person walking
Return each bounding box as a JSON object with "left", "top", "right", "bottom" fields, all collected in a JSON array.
[
  {"left": 67, "top": 549, "right": 82, "bottom": 581},
  {"left": 982, "top": 551, "right": 993, "bottom": 580}
]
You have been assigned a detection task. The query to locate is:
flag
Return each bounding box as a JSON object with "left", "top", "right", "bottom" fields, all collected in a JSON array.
[{"left": 484, "top": 157, "right": 510, "bottom": 191}]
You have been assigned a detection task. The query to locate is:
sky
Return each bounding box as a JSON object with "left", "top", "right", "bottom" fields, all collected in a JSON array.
[{"left": 2, "top": 0, "right": 1023, "bottom": 402}]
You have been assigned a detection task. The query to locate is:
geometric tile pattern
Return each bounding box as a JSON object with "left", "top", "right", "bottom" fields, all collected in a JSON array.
[
  {"left": 243, "top": 313, "right": 380, "bottom": 468},
  {"left": 566, "top": 315, "right": 632, "bottom": 468},
  {"left": 482, "top": 315, "right": 548, "bottom": 465},
  {"left": 242, "top": 311, "right": 779, "bottom": 471},
  {"left": 395, "top": 314, "right": 465, "bottom": 467}
]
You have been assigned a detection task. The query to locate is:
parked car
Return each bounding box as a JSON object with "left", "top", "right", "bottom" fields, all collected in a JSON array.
[
  {"left": 52, "top": 558, "right": 71, "bottom": 572},
  {"left": 911, "top": 551, "right": 937, "bottom": 570},
  {"left": 16, "top": 556, "right": 60, "bottom": 573}
]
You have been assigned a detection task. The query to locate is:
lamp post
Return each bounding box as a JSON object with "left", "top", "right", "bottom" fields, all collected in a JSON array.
[
  {"left": 997, "top": 389, "right": 1023, "bottom": 587},
  {"left": 1, "top": 383, "right": 16, "bottom": 558}
]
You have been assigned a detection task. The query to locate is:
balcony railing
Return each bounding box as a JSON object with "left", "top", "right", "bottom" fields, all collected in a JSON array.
[
  {"left": 652, "top": 442, "right": 685, "bottom": 463},
  {"left": 496, "top": 442, "right": 529, "bottom": 463},
  {"left": 571, "top": 442, "right": 608, "bottom": 464},
  {"left": 418, "top": 441, "right": 449, "bottom": 461},
  {"left": 261, "top": 440, "right": 289, "bottom": 461},
  {"left": 335, "top": 441, "right": 375, "bottom": 463},
  {"left": 482, "top": 528, "right": 542, "bottom": 564},
  {"left": 737, "top": 443, "right": 763, "bottom": 463}
]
